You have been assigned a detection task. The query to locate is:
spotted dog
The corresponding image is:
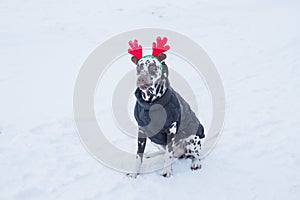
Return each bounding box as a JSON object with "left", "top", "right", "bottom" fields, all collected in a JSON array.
[{"left": 127, "top": 37, "right": 205, "bottom": 178}]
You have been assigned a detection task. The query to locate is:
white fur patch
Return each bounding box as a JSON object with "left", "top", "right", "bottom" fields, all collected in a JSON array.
[{"left": 169, "top": 122, "right": 177, "bottom": 134}]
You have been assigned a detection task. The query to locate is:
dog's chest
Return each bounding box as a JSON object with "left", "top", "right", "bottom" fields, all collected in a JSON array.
[
  {"left": 134, "top": 87, "right": 205, "bottom": 145},
  {"left": 134, "top": 88, "right": 181, "bottom": 145}
]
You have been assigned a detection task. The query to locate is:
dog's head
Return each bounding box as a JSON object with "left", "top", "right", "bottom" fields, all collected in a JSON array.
[
  {"left": 128, "top": 37, "right": 170, "bottom": 92},
  {"left": 135, "top": 56, "right": 165, "bottom": 90}
]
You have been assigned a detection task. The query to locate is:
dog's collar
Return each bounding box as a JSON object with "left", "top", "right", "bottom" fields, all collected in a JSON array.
[{"left": 135, "top": 87, "right": 173, "bottom": 110}]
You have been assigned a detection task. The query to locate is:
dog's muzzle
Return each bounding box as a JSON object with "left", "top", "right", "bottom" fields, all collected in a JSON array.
[{"left": 137, "top": 72, "right": 152, "bottom": 90}]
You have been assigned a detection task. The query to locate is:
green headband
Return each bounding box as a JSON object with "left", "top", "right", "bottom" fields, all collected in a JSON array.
[{"left": 140, "top": 55, "right": 162, "bottom": 64}]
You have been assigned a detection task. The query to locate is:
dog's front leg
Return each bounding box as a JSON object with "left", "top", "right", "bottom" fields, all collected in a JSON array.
[
  {"left": 127, "top": 128, "right": 147, "bottom": 178},
  {"left": 161, "top": 122, "right": 177, "bottom": 178}
]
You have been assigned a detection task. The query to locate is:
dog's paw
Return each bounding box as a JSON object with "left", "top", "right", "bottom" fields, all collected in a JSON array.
[
  {"left": 161, "top": 171, "right": 172, "bottom": 178},
  {"left": 126, "top": 173, "right": 139, "bottom": 178},
  {"left": 191, "top": 159, "right": 202, "bottom": 170},
  {"left": 160, "top": 168, "right": 172, "bottom": 178}
]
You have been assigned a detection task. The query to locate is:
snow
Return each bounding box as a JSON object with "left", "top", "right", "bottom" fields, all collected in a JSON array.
[{"left": 1, "top": 0, "right": 300, "bottom": 199}]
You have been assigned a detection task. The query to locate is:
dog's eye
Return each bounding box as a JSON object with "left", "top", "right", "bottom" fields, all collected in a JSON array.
[{"left": 136, "top": 66, "right": 142, "bottom": 74}]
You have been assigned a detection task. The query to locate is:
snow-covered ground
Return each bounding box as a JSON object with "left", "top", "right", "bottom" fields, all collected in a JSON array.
[{"left": 1, "top": 0, "right": 300, "bottom": 199}]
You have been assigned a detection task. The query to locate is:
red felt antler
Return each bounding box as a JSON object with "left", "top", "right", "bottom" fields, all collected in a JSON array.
[
  {"left": 128, "top": 39, "right": 143, "bottom": 60},
  {"left": 152, "top": 36, "right": 170, "bottom": 57}
]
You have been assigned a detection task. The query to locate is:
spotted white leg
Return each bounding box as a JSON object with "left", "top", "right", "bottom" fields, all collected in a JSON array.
[
  {"left": 127, "top": 154, "right": 142, "bottom": 178},
  {"left": 161, "top": 147, "right": 173, "bottom": 177},
  {"left": 185, "top": 135, "right": 202, "bottom": 170},
  {"left": 127, "top": 128, "right": 147, "bottom": 178},
  {"left": 161, "top": 122, "right": 177, "bottom": 178}
]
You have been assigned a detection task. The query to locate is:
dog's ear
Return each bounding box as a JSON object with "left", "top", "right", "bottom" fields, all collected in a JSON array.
[
  {"left": 161, "top": 62, "right": 170, "bottom": 87},
  {"left": 157, "top": 53, "right": 167, "bottom": 62},
  {"left": 162, "top": 62, "right": 169, "bottom": 76},
  {"left": 131, "top": 56, "right": 139, "bottom": 65}
]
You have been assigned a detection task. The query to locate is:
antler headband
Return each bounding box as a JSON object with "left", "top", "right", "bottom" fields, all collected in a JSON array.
[{"left": 128, "top": 36, "right": 170, "bottom": 62}]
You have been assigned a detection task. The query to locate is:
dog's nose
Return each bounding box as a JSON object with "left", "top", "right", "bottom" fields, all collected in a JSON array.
[{"left": 137, "top": 75, "right": 148, "bottom": 85}]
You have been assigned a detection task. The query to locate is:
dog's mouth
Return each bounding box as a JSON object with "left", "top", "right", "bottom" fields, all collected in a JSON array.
[{"left": 138, "top": 84, "right": 149, "bottom": 90}]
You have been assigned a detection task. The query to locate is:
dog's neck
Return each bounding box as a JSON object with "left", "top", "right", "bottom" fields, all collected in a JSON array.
[{"left": 140, "top": 79, "right": 167, "bottom": 103}]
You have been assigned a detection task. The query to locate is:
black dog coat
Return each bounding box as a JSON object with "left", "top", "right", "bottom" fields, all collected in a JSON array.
[{"left": 134, "top": 87, "right": 205, "bottom": 145}]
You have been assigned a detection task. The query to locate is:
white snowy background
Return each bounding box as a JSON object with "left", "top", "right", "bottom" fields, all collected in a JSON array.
[{"left": 1, "top": 0, "right": 300, "bottom": 199}]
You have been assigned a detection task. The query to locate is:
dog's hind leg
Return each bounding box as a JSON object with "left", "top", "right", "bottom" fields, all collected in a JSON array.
[{"left": 184, "top": 135, "right": 202, "bottom": 170}]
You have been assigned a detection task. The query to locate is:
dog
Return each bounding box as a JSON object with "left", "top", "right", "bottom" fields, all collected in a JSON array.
[{"left": 127, "top": 37, "right": 205, "bottom": 178}]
